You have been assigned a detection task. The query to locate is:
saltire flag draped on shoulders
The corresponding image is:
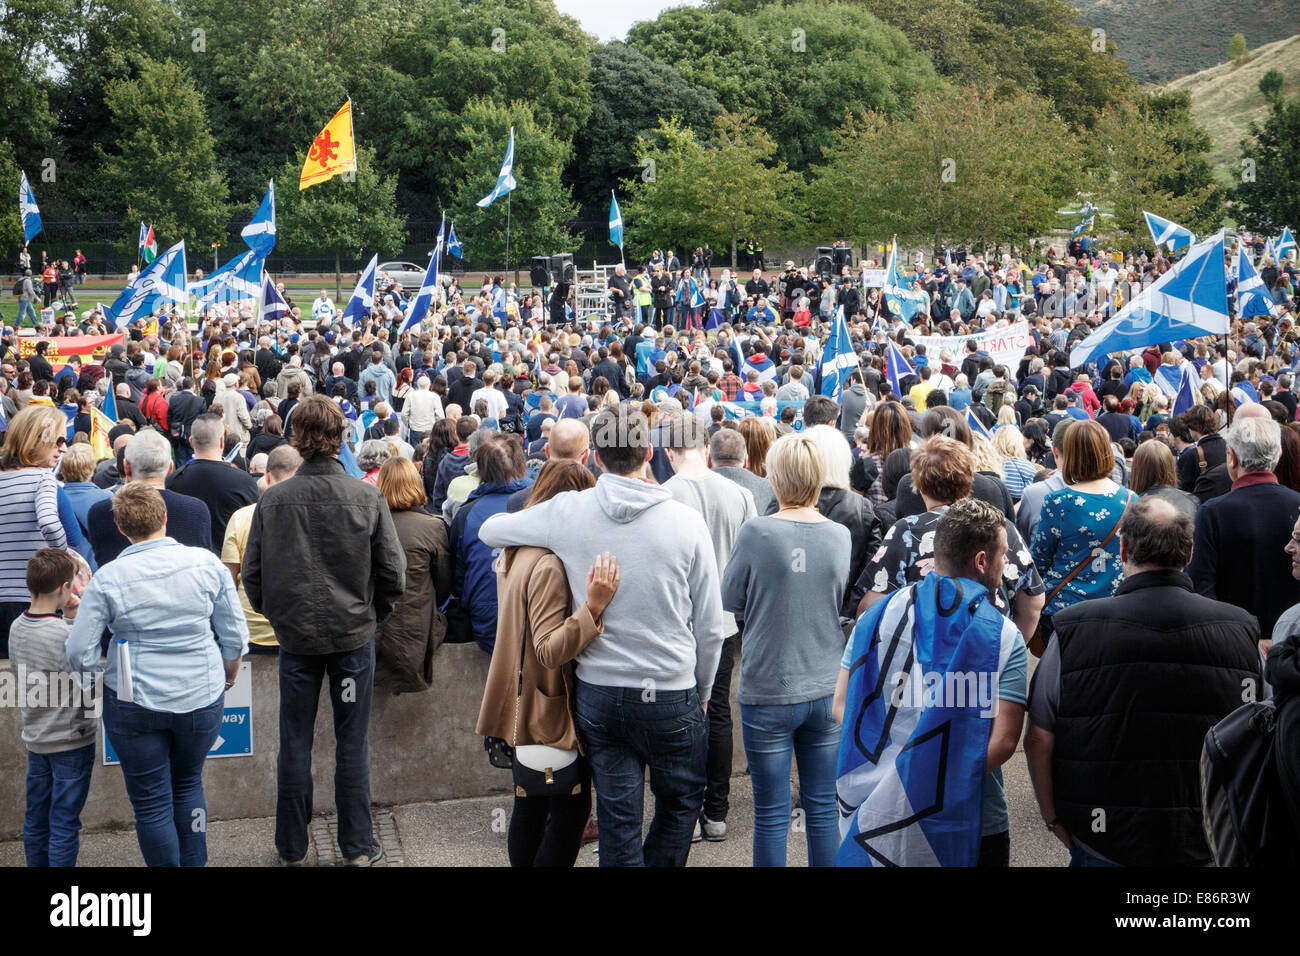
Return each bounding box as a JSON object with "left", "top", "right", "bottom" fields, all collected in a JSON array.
[
  {"left": 1069, "top": 233, "right": 1229, "bottom": 369},
  {"left": 259, "top": 276, "right": 290, "bottom": 325},
  {"left": 885, "top": 339, "right": 915, "bottom": 397},
  {"left": 189, "top": 248, "right": 264, "bottom": 308},
  {"left": 241, "top": 181, "right": 277, "bottom": 255},
  {"left": 836, "top": 575, "right": 1010, "bottom": 866},
  {"left": 19, "top": 171, "right": 42, "bottom": 243},
  {"left": 728, "top": 335, "right": 776, "bottom": 384},
  {"left": 299, "top": 100, "right": 357, "bottom": 190},
  {"left": 402, "top": 219, "right": 444, "bottom": 333},
  {"left": 1144, "top": 211, "right": 1195, "bottom": 252},
  {"left": 340, "top": 253, "right": 378, "bottom": 328},
  {"left": 105, "top": 241, "right": 188, "bottom": 331},
  {"left": 819, "top": 307, "right": 857, "bottom": 400},
  {"left": 1153, "top": 363, "right": 1183, "bottom": 397},
  {"left": 1236, "top": 248, "right": 1278, "bottom": 319},
  {"left": 476, "top": 127, "right": 517, "bottom": 208},
  {"left": 966, "top": 407, "right": 992, "bottom": 441},
  {"left": 609, "top": 191, "right": 624, "bottom": 251},
  {"left": 1173, "top": 363, "right": 1199, "bottom": 415},
  {"left": 1274, "top": 227, "right": 1296, "bottom": 262},
  {"left": 138, "top": 223, "right": 157, "bottom": 263},
  {"left": 446, "top": 222, "right": 464, "bottom": 259},
  {"left": 883, "top": 238, "right": 927, "bottom": 322}
]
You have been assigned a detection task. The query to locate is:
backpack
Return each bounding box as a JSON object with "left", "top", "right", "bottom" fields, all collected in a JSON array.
[{"left": 1200, "top": 697, "right": 1300, "bottom": 866}]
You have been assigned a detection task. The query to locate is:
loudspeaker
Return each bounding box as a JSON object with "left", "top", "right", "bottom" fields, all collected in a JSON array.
[
  {"left": 550, "top": 253, "right": 575, "bottom": 284},
  {"left": 814, "top": 255, "right": 834, "bottom": 278},
  {"left": 530, "top": 256, "right": 551, "bottom": 288}
]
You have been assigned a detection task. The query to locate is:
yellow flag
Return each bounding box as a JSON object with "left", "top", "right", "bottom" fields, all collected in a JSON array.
[
  {"left": 90, "top": 407, "right": 115, "bottom": 461},
  {"left": 299, "top": 99, "right": 357, "bottom": 190}
]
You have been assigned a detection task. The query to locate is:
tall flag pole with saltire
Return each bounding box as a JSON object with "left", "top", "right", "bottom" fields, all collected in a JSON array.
[
  {"left": 884, "top": 339, "right": 915, "bottom": 398},
  {"left": 1143, "top": 211, "right": 1196, "bottom": 253},
  {"left": 258, "top": 275, "right": 290, "bottom": 325},
  {"left": 1236, "top": 246, "right": 1279, "bottom": 319},
  {"left": 138, "top": 223, "right": 157, "bottom": 263},
  {"left": 446, "top": 222, "right": 464, "bottom": 259},
  {"left": 19, "top": 171, "right": 42, "bottom": 244},
  {"left": 883, "top": 237, "right": 926, "bottom": 321},
  {"left": 609, "top": 191, "right": 624, "bottom": 262},
  {"left": 299, "top": 100, "right": 357, "bottom": 190},
  {"left": 188, "top": 249, "right": 264, "bottom": 310},
  {"left": 241, "top": 180, "right": 277, "bottom": 255},
  {"left": 340, "top": 254, "right": 379, "bottom": 328},
  {"left": 819, "top": 306, "right": 857, "bottom": 401},
  {"left": 105, "top": 241, "right": 189, "bottom": 331},
  {"left": 402, "top": 219, "right": 445, "bottom": 334},
  {"left": 1276, "top": 227, "right": 1297, "bottom": 263},
  {"left": 477, "top": 126, "right": 517, "bottom": 275}
]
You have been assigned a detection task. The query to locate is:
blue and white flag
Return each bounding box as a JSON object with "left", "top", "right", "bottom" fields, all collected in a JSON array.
[
  {"left": 885, "top": 340, "right": 914, "bottom": 398},
  {"left": 1144, "top": 211, "right": 1196, "bottom": 252},
  {"left": 1070, "top": 201, "right": 1096, "bottom": 239},
  {"left": 820, "top": 307, "right": 857, "bottom": 401},
  {"left": 609, "top": 191, "right": 624, "bottom": 251},
  {"left": 883, "top": 239, "right": 927, "bottom": 321},
  {"left": 340, "top": 253, "right": 378, "bottom": 328},
  {"left": 872, "top": 313, "right": 889, "bottom": 335},
  {"left": 1153, "top": 363, "right": 1182, "bottom": 397},
  {"left": 189, "top": 249, "right": 265, "bottom": 308},
  {"left": 19, "top": 171, "right": 42, "bottom": 244},
  {"left": 728, "top": 336, "right": 776, "bottom": 385},
  {"left": 1173, "top": 362, "right": 1198, "bottom": 415},
  {"left": 338, "top": 438, "right": 364, "bottom": 478},
  {"left": 475, "top": 126, "right": 517, "bottom": 209},
  {"left": 240, "top": 180, "right": 276, "bottom": 256},
  {"left": 259, "top": 276, "right": 289, "bottom": 325},
  {"left": 1236, "top": 248, "right": 1278, "bottom": 319},
  {"left": 837, "top": 576, "right": 1009, "bottom": 867},
  {"left": 402, "top": 220, "right": 444, "bottom": 333},
  {"left": 966, "top": 407, "right": 992, "bottom": 441},
  {"left": 1274, "top": 227, "right": 1296, "bottom": 262},
  {"left": 446, "top": 221, "right": 464, "bottom": 259},
  {"left": 224, "top": 442, "right": 244, "bottom": 463},
  {"left": 105, "top": 241, "right": 188, "bottom": 331},
  {"left": 1069, "top": 233, "right": 1229, "bottom": 369}
]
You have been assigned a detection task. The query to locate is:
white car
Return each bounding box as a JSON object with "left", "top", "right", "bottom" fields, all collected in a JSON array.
[{"left": 377, "top": 261, "right": 426, "bottom": 289}]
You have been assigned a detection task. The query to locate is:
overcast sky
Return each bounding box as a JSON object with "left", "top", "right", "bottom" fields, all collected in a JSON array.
[{"left": 554, "top": 0, "right": 703, "bottom": 42}]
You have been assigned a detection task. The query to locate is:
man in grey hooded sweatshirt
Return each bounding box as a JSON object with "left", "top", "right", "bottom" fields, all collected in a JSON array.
[{"left": 478, "top": 404, "right": 724, "bottom": 866}]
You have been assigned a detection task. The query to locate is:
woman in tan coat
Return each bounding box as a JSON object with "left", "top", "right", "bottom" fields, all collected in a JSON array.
[
  {"left": 375, "top": 457, "right": 453, "bottom": 693},
  {"left": 476, "top": 460, "right": 620, "bottom": 867}
]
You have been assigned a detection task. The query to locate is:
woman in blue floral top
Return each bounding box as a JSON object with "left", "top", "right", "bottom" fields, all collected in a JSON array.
[{"left": 1030, "top": 420, "right": 1136, "bottom": 620}]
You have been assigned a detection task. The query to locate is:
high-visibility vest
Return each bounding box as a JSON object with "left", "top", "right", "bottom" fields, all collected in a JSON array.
[{"left": 633, "top": 274, "right": 653, "bottom": 306}]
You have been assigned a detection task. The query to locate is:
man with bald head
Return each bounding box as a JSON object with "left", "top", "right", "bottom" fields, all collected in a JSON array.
[
  {"left": 507, "top": 419, "right": 590, "bottom": 512},
  {"left": 1024, "top": 494, "right": 1262, "bottom": 866}
]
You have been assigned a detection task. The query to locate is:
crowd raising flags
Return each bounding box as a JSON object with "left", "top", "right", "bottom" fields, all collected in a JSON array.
[
  {"left": 105, "top": 241, "right": 189, "bottom": 331},
  {"left": 189, "top": 181, "right": 277, "bottom": 308},
  {"left": 299, "top": 100, "right": 357, "bottom": 191},
  {"left": 19, "top": 171, "right": 42, "bottom": 244}
]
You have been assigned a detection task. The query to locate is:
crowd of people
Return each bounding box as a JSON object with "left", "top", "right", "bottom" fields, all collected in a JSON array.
[{"left": 1, "top": 235, "right": 1298, "bottom": 868}]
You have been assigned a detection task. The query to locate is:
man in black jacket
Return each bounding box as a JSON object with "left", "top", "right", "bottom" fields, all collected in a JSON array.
[
  {"left": 243, "top": 395, "right": 406, "bottom": 867},
  {"left": 1025, "top": 495, "right": 1261, "bottom": 866}
]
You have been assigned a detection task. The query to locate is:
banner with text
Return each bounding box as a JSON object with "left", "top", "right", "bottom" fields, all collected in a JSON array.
[
  {"left": 909, "top": 321, "right": 1032, "bottom": 378},
  {"left": 16, "top": 333, "right": 125, "bottom": 367}
]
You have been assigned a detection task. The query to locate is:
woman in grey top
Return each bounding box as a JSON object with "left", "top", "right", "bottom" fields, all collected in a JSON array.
[{"left": 721, "top": 433, "right": 850, "bottom": 867}]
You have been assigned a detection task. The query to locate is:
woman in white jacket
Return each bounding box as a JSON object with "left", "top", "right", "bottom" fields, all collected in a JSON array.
[{"left": 401, "top": 375, "right": 445, "bottom": 446}]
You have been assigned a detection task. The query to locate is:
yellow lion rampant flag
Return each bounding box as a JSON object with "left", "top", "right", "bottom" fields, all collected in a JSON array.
[{"left": 299, "top": 99, "right": 357, "bottom": 190}]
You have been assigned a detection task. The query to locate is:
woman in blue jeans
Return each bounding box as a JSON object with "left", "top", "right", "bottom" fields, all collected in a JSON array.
[
  {"left": 721, "top": 434, "right": 851, "bottom": 866},
  {"left": 67, "top": 482, "right": 248, "bottom": 866}
]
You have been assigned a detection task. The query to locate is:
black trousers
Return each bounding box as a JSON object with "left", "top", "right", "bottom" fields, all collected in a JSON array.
[
  {"left": 977, "top": 829, "right": 1010, "bottom": 867},
  {"left": 703, "top": 632, "right": 739, "bottom": 822},
  {"left": 508, "top": 772, "right": 592, "bottom": 867}
]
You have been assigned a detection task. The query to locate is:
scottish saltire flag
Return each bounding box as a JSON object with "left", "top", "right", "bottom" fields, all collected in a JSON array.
[
  {"left": 885, "top": 340, "right": 914, "bottom": 398},
  {"left": 138, "top": 223, "right": 157, "bottom": 263},
  {"left": 883, "top": 239, "right": 927, "bottom": 321},
  {"left": 19, "top": 171, "right": 42, "bottom": 243},
  {"left": 101, "top": 382, "right": 118, "bottom": 424},
  {"left": 1144, "top": 211, "right": 1195, "bottom": 252},
  {"left": 1173, "top": 363, "right": 1198, "bottom": 415},
  {"left": 820, "top": 307, "right": 857, "bottom": 400},
  {"left": 259, "top": 276, "right": 289, "bottom": 324},
  {"left": 872, "top": 313, "right": 889, "bottom": 335},
  {"left": 402, "top": 222, "right": 444, "bottom": 333},
  {"left": 446, "top": 221, "right": 464, "bottom": 259},
  {"left": 1070, "top": 202, "right": 1096, "bottom": 239},
  {"left": 1275, "top": 227, "right": 1296, "bottom": 262},
  {"left": 966, "top": 407, "right": 992, "bottom": 441},
  {"left": 1153, "top": 363, "right": 1182, "bottom": 397},
  {"left": 837, "top": 576, "right": 1010, "bottom": 867},
  {"left": 190, "top": 249, "right": 265, "bottom": 307},
  {"left": 241, "top": 181, "right": 276, "bottom": 255},
  {"left": 1236, "top": 248, "right": 1278, "bottom": 319},
  {"left": 609, "top": 192, "right": 624, "bottom": 251},
  {"left": 1069, "top": 233, "right": 1229, "bottom": 369},
  {"left": 105, "top": 241, "right": 188, "bottom": 330},
  {"left": 224, "top": 442, "right": 243, "bottom": 463},
  {"left": 476, "top": 126, "right": 517, "bottom": 208},
  {"left": 340, "top": 254, "right": 378, "bottom": 328},
  {"left": 728, "top": 336, "right": 776, "bottom": 385}
]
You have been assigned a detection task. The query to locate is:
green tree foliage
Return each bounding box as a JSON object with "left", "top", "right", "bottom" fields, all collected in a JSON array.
[
  {"left": 623, "top": 113, "right": 801, "bottom": 268},
  {"left": 805, "top": 87, "right": 1078, "bottom": 252},
  {"left": 275, "top": 145, "right": 405, "bottom": 297},
  {"left": 0, "top": 140, "right": 23, "bottom": 252},
  {"left": 1233, "top": 84, "right": 1300, "bottom": 233},
  {"left": 1145, "top": 91, "right": 1225, "bottom": 232},
  {"left": 0, "top": 0, "right": 61, "bottom": 170},
  {"left": 1228, "top": 33, "right": 1249, "bottom": 65},
  {"left": 568, "top": 42, "right": 721, "bottom": 223},
  {"left": 448, "top": 100, "right": 577, "bottom": 272},
  {"left": 96, "top": 58, "right": 230, "bottom": 250},
  {"left": 629, "top": 2, "right": 939, "bottom": 171}
]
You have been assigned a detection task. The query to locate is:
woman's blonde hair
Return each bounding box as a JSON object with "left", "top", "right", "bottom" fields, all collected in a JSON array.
[
  {"left": 377, "top": 456, "right": 427, "bottom": 511},
  {"left": 969, "top": 434, "right": 1003, "bottom": 474},
  {"left": 993, "top": 425, "right": 1026, "bottom": 460},
  {"left": 804, "top": 424, "right": 852, "bottom": 490},
  {"left": 765, "top": 433, "right": 824, "bottom": 508},
  {"left": 59, "top": 442, "right": 97, "bottom": 482},
  {"left": 996, "top": 403, "right": 1017, "bottom": 425},
  {"left": 0, "top": 405, "right": 64, "bottom": 470}
]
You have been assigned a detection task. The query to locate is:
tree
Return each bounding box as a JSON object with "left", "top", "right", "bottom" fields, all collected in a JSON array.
[
  {"left": 95, "top": 58, "right": 230, "bottom": 252},
  {"left": 1228, "top": 33, "right": 1248, "bottom": 65},
  {"left": 1145, "top": 91, "right": 1225, "bottom": 234},
  {"left": 1259, "top": 69, "right": 1284, "bottom": 101},
  {"left": 0, "top": 140, "right": 24, "bottom": 253},
  {"left": 805, "top": 87, "right": 1078, "bottom": 253},
  {"left": 623, "top": 113, "right": 801, "bottom": 268},
  {"left": 447, "top": 100, "right": 578, "bottom": 276},
  {"left": 1233, "top": 87, "right": 1300, "bottom": 234},
  {"left": 275, "top": 145, "right": 405, "bottom": 300}
]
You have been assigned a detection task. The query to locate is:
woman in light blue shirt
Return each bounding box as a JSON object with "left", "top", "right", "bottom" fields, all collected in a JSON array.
[{"left": 67, "top": 482, "right": 248, "bottom": 867}]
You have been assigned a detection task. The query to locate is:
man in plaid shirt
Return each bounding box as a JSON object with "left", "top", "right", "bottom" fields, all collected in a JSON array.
[{"left": 718, "top": 360, "right": 743, "bottom": 401}]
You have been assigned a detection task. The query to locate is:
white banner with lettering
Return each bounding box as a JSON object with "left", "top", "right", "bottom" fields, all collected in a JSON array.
[{"left": 909, "top": 321, "right": 1032, "bottom": 379}]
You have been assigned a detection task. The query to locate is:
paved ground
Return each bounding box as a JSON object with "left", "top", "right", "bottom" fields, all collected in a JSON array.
[{"left": 0, "top": 747, "right": 1067, "bottom": 867}]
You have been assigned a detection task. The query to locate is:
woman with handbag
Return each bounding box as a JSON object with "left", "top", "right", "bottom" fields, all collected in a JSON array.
[
  {"left": 475, "top": 460, "right": 621, "bottom": 867},
  {"left": 1029, "top": 420, "right": 1135, "bottom": 652}
]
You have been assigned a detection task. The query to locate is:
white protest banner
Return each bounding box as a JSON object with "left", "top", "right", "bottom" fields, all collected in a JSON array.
[{"left": 910, "top": 321, "right": 1032, "bottom": 378}]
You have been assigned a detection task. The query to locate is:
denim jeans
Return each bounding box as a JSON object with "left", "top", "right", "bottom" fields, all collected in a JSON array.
[
  {"left": 1069, "top": 842, "right": 1122, "bottom": 867},
  {"left": 24, "top": 743, "right": 96, "bottom": 867},
  {"left": 741, "top": 695, "right": 841, "bottom": 867},
  {"left": 103, "top": 689, "right": 224, "bottom": 867},
  {"left": 574, "top": 680, "right": 707, "bottom": 867},
  {"left": 276, "top": 640, "right": 375, "bottom": 862},
  {"left": 703, "top": 633, "right": 738, "bottom": 822},
  {"left": 16, "top": 299, "right": 37, "bottom": 326}
]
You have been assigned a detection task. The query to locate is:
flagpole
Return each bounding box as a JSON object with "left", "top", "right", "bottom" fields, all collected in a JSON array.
[{"left": 505, "top": 193, "right": 512, "bottom": 288}]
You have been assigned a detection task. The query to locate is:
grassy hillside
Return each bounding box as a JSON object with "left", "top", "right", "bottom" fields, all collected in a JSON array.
[
  {"left": 1072, "top": 0, "right": 1299, "bottom": 83},
  {"left": 1162, "top": 34, "right": 1300, "bottom": 186}
]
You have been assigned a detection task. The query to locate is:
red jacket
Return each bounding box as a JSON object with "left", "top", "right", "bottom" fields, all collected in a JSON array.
[{"left": 1066, "top": 380, "right": 1100, "bottom": 417}]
